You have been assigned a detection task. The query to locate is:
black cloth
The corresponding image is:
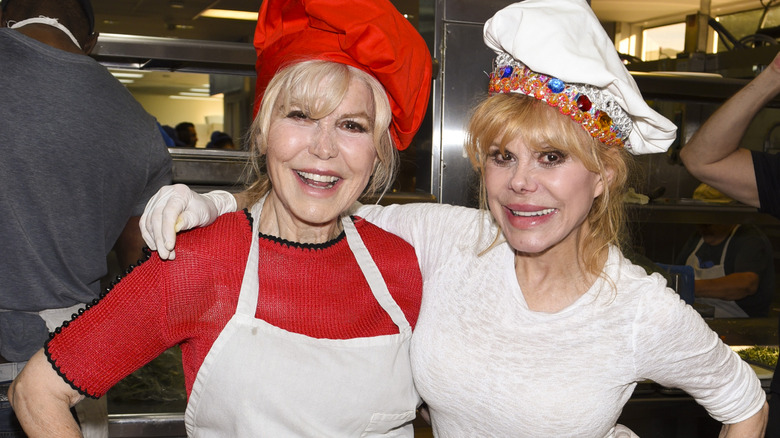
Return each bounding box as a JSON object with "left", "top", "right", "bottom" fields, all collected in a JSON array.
[
  {"left": 752, "top": 150, "right": 780, "bottom": 437},
  {"left": 755, "top": 151, "right": 780, "bottom": 219}
]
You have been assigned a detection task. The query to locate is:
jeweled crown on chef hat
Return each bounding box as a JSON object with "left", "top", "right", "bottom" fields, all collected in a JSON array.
[
  {"left": 483, "top": 0, "right": 677, "bottom": 154},
  {"left": 253, "top": 0, "right": 432, "bottom": 151}
]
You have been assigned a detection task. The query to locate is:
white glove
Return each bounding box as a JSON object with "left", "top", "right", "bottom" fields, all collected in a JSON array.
[{"left": 139, "top": 184, "right": 237, "bottom": 260}]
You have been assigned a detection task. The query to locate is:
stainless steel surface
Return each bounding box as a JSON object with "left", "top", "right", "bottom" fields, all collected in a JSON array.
[
  {"left": 92, "top": 34, "right": 255, "bottom": 75},
  {"left": 630, "top": 201, "right": 780, "bottom": 225},
  {"left": 363, "top": 192, "right": 437, "bottom": 205},
  {"left": 431, "top": 0, "right": 513, "bottom": 206},
  {"left": 440, "top": 0, "right": 514, "bottom": 24},
  {"left": 628, "top": 45, "right": 780, "bottom": 80},
  {"left": 168, "top": 148, "right": 249, "bottom": 188},
  {"left": 108, "top": 413, "right": 185, "bottom": 438}
]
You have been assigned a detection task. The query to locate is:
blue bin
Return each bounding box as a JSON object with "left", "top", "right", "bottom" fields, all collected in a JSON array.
[{"left": 655, "top": 263, "right": 695, "bottom": 305}]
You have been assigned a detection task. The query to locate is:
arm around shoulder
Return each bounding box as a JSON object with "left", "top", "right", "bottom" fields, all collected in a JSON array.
[{"left": 9, "top": 349, "right": 84, "bottom": 437}]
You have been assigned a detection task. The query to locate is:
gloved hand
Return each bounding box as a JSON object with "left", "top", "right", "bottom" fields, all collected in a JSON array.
[{"left": 139, "top": 184, "right": 237, "bottom": 260}]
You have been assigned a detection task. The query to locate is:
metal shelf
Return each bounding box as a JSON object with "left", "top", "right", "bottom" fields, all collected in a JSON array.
[{"left": 91, "top": 33, "right": 255, "bottom": 75}]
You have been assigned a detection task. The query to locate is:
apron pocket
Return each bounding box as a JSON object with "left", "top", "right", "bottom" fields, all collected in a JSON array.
[{"left": 361, "top": 410, "right": 415, "bottom": 437}]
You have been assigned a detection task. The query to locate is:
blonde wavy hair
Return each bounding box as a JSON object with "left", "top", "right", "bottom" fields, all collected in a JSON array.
[
  {"left": 465, "top": 93, "right": 634, "bottom": 277},
  {"left": 242, "top": 60, "right": 397, "bottom": 205}
]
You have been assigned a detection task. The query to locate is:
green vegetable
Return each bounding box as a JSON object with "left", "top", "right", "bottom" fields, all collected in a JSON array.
[
  {"left": 737, "top": 346, "right": 778, "bottom": 368},
  {"left": 108, "top": 347, "right": 186, "bottom": 404}
]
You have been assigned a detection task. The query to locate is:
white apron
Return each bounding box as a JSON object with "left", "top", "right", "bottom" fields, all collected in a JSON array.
[
  {"left": 686, "top": 225, "right": 749, "bottom": 318},
  {"left": 184, "top": 201, "right": 419, "bottom": 437}
]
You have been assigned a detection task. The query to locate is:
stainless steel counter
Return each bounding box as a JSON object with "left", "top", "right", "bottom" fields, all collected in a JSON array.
[{"left": 108, "top": 413, "right": 185, "bottom": 438}]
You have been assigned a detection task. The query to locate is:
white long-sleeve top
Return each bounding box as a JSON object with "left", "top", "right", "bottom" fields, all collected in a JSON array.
[{"left": 358, "top": 202, "right": 765, "bottom": 437}]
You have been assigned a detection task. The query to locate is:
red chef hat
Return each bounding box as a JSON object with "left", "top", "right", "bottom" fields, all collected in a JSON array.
[{"left": 253, "top": 0, "right": 432, "bottom": 150}]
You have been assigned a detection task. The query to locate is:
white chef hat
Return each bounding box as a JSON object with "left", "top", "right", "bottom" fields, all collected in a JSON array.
[{"left": 483, "top": 0, "right": 677, "bottom": 154}]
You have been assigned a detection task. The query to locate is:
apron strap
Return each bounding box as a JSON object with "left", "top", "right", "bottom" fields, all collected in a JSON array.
[
  {"left": 236, "top": 199, "right": 410, "bottom": 332},
  {"left": 235, "top": 200, "right": 264, "bottom": 316},
  {"left": 719, "top": 224, "right": 740, "bottom": 265},
  {"left": 342, "top": 216, "right": 411, "bottom": 332}
]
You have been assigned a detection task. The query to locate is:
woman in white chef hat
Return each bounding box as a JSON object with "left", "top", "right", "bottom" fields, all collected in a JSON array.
[{"left": 139, "top": 0, "right": 768, "bottom": 436}]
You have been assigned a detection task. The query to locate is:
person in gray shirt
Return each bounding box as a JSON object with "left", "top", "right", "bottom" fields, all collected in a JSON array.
[{"left": 0, "top": 0, "right": 172, "bottom": 434}]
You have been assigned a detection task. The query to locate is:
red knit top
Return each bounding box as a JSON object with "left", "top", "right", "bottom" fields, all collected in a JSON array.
[{"left": 45, "top": 210, "right": 423, "bottom": 398}]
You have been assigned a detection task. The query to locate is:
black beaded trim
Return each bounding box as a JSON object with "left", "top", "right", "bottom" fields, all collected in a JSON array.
[
  {"left": 251, "top": 213, "right": 352, "bottom": 250},
  {"left": 43, "top": 340, "right": 99, "bottom": 399},
  {"left": 243, "top": 208, "right": 252, "bottom": 229},
  {"left": 42, "top": 245, "right": 156, "bottom": 399}
]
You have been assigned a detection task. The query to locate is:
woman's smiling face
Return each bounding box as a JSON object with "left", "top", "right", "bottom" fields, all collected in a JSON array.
[
  {"left": 484, "top": 135, "right": 604, "bottom": 257},
  {"left": 265, "top": 75, "right": 378, "bottom": 230}
]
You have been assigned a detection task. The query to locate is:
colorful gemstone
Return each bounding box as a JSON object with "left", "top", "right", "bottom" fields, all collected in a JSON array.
[
  {"left": 501, "top": 65, "right": 513, "bottom": 79},
  {"left": 596, "top": 111, "right": 612, "bottom": 130},
  {"left": 547, "top": 78, "right": 565, "bottom": 93},
  {"left": 576, "top": 94, "right": 592, "bottom": 112}
]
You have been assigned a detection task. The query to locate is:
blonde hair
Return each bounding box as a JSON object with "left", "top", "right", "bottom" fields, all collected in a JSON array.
[
  {"left": 243, "top": 60, "right": 397, "bottom": 204},
  {"left": 465, "top": 93, "right": 633, "bottom": 277}
]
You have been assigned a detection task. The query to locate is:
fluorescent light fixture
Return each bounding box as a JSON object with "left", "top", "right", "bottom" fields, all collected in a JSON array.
[
  {"left": 170, "top": 95, "right": 221, "bottom": 101},
  {"left": 111, "top": 72, "right": 144, "bottom": 79},
  {"left": 118, "top": 79, "right": 135, "bottom": 84},
  {"left": 199, "top": 9, "right": 259, "bottom": 21},
  {"left": 189, "top": 88, "right": 210, "bottom": 93},
  {"left": 179, "top": 92, "right": 212, "bottom": 97}
]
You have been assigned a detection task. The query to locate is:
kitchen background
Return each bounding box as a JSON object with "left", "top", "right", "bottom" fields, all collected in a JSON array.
[{"left": 14, "top": 0, "right": 780, "bottom": 436}]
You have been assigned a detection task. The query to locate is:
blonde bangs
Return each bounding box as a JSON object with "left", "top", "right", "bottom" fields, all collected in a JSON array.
[
  {"left": 275, "top": 62, "right": 352, "bottom": 123},
  {"left": 465, "top": 92, "right": 635, "bottom": 278},
  {"left": 243, "top": 60, "right": 397, "bottom": 204}
]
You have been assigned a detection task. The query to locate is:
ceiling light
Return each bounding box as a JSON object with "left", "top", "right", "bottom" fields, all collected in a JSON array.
[
  {"left": 169, "top": 0, "right": 184, "bottom": 8},
  {"left": 170, "top": 95, "right": 221, "bottom": 101},
  {"left": 189, "top": 88, "right": 210, "bottom": 93},
  {"left": 118, "top": 79, "right": 135, "bottom": 84},
  {"left": 198, "top": 9, "right": 259, "bottom": 21},
  {"left": 179, "top": 92, "right": 212, "bottom": 97},
  {"left": 111, "top": 72, "right": 144, "bottom": 79}
]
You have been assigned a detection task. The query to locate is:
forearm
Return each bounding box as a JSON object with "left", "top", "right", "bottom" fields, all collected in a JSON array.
[
  {"left": 680, "top": 59, "right": 780, "bottom": 206},
  {"left": 682, "top": 60, "right": 780, "bottom": 167},
  {"left": 694, "top": 272, "right": 759, "bottom": 300},
  {"left": 9, "top": 350, "right": 84, "bottom": 437},
  {"left": 719, "top": 401, "right": 768, "bottom": 438}
]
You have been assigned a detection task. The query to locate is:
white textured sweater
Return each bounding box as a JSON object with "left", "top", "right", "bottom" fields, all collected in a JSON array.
[{"left": 359, "top": 202, "right": 765, "bottom": 437}]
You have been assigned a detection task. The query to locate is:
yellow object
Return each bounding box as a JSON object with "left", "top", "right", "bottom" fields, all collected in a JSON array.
[
  {"left": 623, "top": 187, "right": 649, "bottom": 204},
  {"left": 692, "top": 183, "right": 733, "bottom": 204}
]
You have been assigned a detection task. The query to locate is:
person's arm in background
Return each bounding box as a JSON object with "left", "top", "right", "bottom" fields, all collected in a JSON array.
[
  {"left": 8, "top": 350, "right": 84, "bottom": 437},
  {"left": 694, "top": 272, "right": 759, "bottom": 301},
  {"left": 697, "top": 227, "right": 773, "bottom": 302},
  {"left": 113, "top": 217, "right": 147, "bottom": 270},
  {"left": 680, "top": 51, "right": 780, "bottom": 207}
]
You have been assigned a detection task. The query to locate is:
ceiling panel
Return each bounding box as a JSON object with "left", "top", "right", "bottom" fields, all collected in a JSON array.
[
  {"left": 85, "top": 0, "right": 772, "bottom": 98},
  {"left": 85, "top": 0, "right": 769, "bottom": 43}
]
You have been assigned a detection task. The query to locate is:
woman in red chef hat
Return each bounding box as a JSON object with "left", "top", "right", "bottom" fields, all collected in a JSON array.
[{"left": 8, "top": 0, "right": 431, "bottom": 436}]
